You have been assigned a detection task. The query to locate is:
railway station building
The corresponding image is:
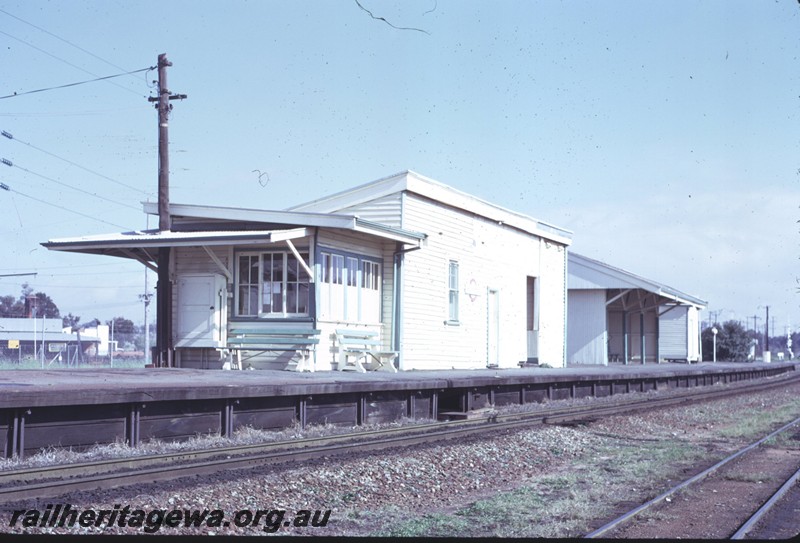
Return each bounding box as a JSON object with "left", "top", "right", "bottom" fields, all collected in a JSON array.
[
  {"left": 567, "top": 252, "right": 706, "bottom": 365},
  {"left": 43, "top": 171, "right": 573, "bottom": 371}
]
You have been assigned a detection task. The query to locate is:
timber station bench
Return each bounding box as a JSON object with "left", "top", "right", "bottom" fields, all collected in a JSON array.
[
  {"left": 226, "top": 328, "right": 321, "bottom": 372},
  {"left": 335, "top": 328, "right": 398, "bottom": 373}
]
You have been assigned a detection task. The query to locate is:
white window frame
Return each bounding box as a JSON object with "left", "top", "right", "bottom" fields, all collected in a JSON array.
[
  {"left": 318, "top": 248, "right": 382, "bottom": 324},
  {"left": 235, "top": 250, "right": 311, "bottom": 318},
  {"left": 447, "top": 260, "right": 459, "bottom": 324}
]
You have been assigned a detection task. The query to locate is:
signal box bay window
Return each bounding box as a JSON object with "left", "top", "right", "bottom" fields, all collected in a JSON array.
[
  {"left": 319, "top": 250, "right": 381, "bottom": 323},
  {"left": 236, "top": 250, "right": 311, "bottom": 318}
]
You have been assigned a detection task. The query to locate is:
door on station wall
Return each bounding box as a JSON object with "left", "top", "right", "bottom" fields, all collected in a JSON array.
[
  {"left": 175, "top": 274, "right": 226, "bottom": 348},
  {"left": 487, "top": 288, "right": 500, "bottom": 367},
  {"left": 526, "top": 276, "right": 538, "bottom": 363}
]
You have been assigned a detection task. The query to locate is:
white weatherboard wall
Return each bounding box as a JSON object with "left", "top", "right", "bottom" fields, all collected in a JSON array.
[
  {"left": 314, "top": 229, "right": 394, "bottom": 370},
  {"left": 567, "top": 289, "right": 607, "bottom": 365},
  {"left": 659, "top": 305, "right": 701, "bottom": 362},
  {"left": 537, "top": 238, "right": 567, "bottom": 367},
  {"left": 398, "top": 193, "right": 566, "bottom": 369},
  {"left": 337, "top": 193, "right": 403, "bottom": 229},
  {"left": 659, "top": 305, "right": 688, "bottom": 361}
]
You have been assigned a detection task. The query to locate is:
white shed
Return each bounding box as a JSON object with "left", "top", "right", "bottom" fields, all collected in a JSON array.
[
  {"left": 567, "top": 252, "right": 706, "bottom": 365},
  {"left": 43, "top": 171, "right": 573, "bottom": 370},
  {"left": 290, "top": 171, "right": 573, "bottom": 369}
]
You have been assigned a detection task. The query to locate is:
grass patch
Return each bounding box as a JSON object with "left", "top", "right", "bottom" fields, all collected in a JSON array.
[
  {"left": 717, "top": 399, "right": 800, "bottom": 440},
  {"left": 371, "top": 438, "right": 705, "bottom": 538},
  {"left": 723, "top": 472, "right": 773, "bottom": 484}
]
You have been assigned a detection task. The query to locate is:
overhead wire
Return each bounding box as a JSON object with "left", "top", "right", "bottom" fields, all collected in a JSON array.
[
  {"left": 0, "top": 182, "right": 132, "bottom": 230},
  {"left": 0, "top": 27, "right": 153, "bottom": 99},
  {"left": 2, "top": 130, "right": 152, "bottom": 196},
  {"left": 0, "top": 63, "right": 155, "bottom": 100},
  {"left": 0, "top": 8, "right": 138, "bottom": 77},
  {"left": 2, "top": 158, "right": 141, "bottom": 211}
]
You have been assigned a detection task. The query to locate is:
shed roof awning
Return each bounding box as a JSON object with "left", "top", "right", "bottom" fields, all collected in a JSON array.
[
  {"left": 42, "top": 227, "right": 313, "bottom": 252},
  {"left": 42, "top": 205, "right": 426, "bottom": 270},
  {"left": 568, "top": 252, "right": 707, "bottom": 308}
]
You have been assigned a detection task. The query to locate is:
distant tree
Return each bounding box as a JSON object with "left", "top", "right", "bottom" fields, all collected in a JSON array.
[
  {"left": 0, "top": 285, "right": 59, "bottom": 318},
  {"left": 62, "top": 313, "right": 81, "bottom": 329},
  {"left": 0, "top": 295, "right": 23, "bottom": 317},
  {"left": 702, "top": 320, "right": 751, "bottom": 361},
  {"left": 108, "top": 317, "right": 137, "bottom": 349}
]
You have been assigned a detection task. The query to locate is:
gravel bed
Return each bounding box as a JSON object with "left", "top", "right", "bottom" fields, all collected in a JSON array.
[{"left": 3, "top": 375, "right": 800, "bottom": 537}]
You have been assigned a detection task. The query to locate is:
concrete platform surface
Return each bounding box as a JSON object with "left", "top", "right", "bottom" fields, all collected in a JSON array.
[{"left": 0, "top": 361, "right": 794, "bottom": 409}]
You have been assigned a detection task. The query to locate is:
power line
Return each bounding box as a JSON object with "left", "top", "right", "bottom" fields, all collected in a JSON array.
[
  {"left": 0, "top": 61, "right": 154, "bottom": 100},
  {"left": 2, "top": 129, "right": 151, "bottom": 196},
  {"left": 0, "top": 106, "right": 146, "bottom": 117},
  {"left": 1, "top": 157, "right": 140, "bottom": 211},
  {"left": 0, "top": 28, "right": 150, "bottom": 98},
  {"left": 0, "top": 181, "right": 132, "bottom": 230},
  {"left": 0, "top": 9, "right": 138, "bottom": 78}
]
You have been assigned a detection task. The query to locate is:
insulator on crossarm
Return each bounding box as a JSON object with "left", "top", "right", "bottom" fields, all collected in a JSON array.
[{"left": 1, "top": 131, "right": 12, "bottom": 140}]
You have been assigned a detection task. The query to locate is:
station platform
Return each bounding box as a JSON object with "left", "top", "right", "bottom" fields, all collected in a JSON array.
[
  {"left": 0, "top": 361, "right": 795, "bottom": 408},
  {"left": 1, "top": 361, "right": 796, "bottom": 459}
]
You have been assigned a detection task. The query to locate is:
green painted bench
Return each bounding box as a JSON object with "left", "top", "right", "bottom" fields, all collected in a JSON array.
[{"left": 227, "top": 328, "right": 321, "bottom": 372}]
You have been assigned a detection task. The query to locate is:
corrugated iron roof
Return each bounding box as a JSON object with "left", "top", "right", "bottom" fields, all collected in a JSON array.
[{"left": 568, "top": 251, "right": 707, "bottom": 308}]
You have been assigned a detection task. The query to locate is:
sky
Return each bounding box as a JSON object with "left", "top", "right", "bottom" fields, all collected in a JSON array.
[{"left": 0, "top": 0, "right": 798, "bottom": 337}]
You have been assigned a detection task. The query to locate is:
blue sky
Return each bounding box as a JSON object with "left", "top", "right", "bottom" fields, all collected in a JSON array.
[{"left": 1, "top": 0, "right": 798, "bottom": 338}]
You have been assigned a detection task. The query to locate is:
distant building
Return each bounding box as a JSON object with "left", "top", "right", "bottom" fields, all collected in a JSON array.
[
  {"left": 0, "top": 317, "right": 101, "bottom": 363},
  {"left": 567, "top": 252, "right": 706, "bottom": 365}
]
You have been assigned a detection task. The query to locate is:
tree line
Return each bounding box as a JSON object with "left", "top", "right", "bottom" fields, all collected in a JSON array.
[
  {"left": 701, "top": 320, "right": 797, "bottom": 361},
  {"left": 1, "top": 284, "right": 151, "bottom": 351}
]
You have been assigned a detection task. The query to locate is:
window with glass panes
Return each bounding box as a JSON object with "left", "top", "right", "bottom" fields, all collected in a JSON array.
[
  {"left": 319, "top": 249, "right": 381, "bottom": 323},
  {"left": 235, "top": 250, "right": 311, "bottom": 317},
  {"left": 448, "top": 260, "right": 459, "bottom": 322}
]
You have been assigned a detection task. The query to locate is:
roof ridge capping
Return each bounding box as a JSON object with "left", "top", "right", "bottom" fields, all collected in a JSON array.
[
  {"left": 569, "top": 251, "right": 707, "bottom": 308},
  {"left": 289, "top": 170, "right": 573, "bottom": 245}
]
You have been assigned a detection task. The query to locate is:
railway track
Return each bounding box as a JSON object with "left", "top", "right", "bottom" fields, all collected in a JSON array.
[
  {"left": 1, "top": 372, "right": 799, "bottom": 506},
  {"left": 585, "top": 413, "right": 800, "bottom": 539},
  {"left": 731, "top": 462, "right": 800, "bottom": 539}
]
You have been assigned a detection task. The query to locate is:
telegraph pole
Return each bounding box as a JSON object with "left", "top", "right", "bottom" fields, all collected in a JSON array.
[{"left": 147, "top": 53, "right": 186, "bottom": 368}]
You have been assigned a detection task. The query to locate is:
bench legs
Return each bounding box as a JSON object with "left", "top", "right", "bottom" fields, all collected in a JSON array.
[
  {"left": 294, "top": 350, "right": 315, "bottom": 373},
  {"left": 222, "top": 350, "right": 242, "bottom": 370},
  {"left": 221, "top": 349, "right": 315, "bottom": 372},
  {"left": 339, "top": 350, "right": 397, "bottom": 373}
]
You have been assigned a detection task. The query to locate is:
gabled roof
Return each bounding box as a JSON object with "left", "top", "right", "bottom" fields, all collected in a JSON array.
[
  {"left": 288, "top": 170, "right": 573, "bottom": 245},
  {"left": 568, "top": 252, "right": 707, "bottom": 308}
]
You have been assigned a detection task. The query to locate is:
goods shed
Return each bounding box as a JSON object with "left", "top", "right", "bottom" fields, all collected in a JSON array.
[
  {"left": 43, "top": 171, "right": 573, "bottom": 371},
  {"left": 567, "top": 252, "right": 706, "bottom": 365}
]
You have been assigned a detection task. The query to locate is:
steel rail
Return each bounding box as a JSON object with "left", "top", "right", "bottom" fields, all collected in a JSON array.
[
  {"left": 3, "top": 372, "right": 793, "bottom": 487},
  {"left": 2, "top": 372, "right": 799, "bottom": 505},
  {"left": 584, "top": 414, "right": 800, "bottom": 539},
  {"left": 730, "top": 463, "right": 800, "bottom": 539}
]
